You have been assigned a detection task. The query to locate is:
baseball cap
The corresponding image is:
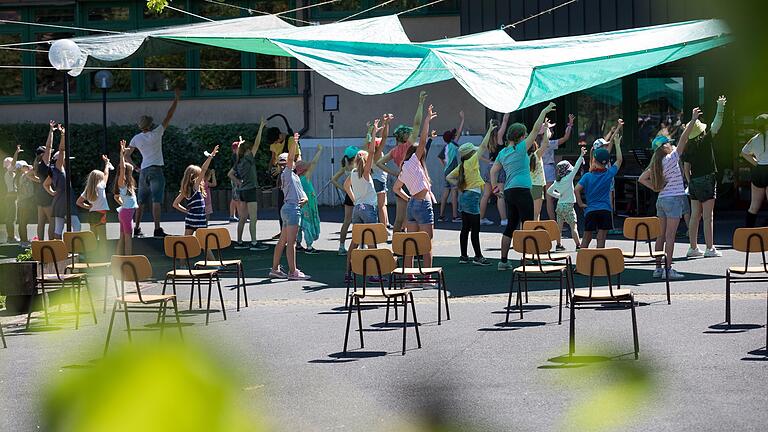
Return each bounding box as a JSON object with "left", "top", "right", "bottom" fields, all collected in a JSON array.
[
  {"left": 343, "top": 146, "right": 360, "bottom": 160},
  {"left": 592, "top": 138, "right": 609, "bottom": 150},
  {"left": 593, "top": 148, "right": 611, "bottom": 165},
  {"left": 651, "top": 135, "right": 673, "bottom": 151}
]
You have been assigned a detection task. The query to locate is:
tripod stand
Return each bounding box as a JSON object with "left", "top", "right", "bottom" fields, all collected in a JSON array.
[{"left": 319, "top": 112, "right": 344, "bottom": 206}]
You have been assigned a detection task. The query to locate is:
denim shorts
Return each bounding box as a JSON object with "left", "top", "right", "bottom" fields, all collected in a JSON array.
[
  {"left": 544, "top": 163, "right": 557, "bottom": 183},
  {"left": 137, "top": 165, "right": 166, "bottom": 205},
  {"left": 443, "top": 176, "right": 456, "bottom": 190},
  {"left": 656, "top": 195, "right": 690, "bottom": 219},
  {"left": 280, "top": 202, "right": 302, "bottom": 227},
  {"left": 406, "top": 198, "right": 434, "bottom": 225},
  {"left": 459, "top": 190, "right": 481, "bottom": 215},
  {"left": 373, "top": 179, "right": 387, "bottom": 193},
  {"left": 352, "top": 203, "right": 378, "bottom": 224}
]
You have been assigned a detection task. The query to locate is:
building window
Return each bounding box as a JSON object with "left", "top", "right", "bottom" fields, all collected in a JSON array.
[
  {"left": 87, "top": 6, "right": 131, "bottom": 22},
  {"left": 199, "top": 48, "right": 243, "bottom": 92},
  {"left": 252, "top": 0, "right": 292, "bottom": 14},
  {"left": 0, "top": 33, "right": 23, "bottom": 97},
  {"left": 0, "top": 10, "right": 21, "bottom": 21},
  {"left": 576, "top": 79, "right": 623, "bottom": 144},
  {"left": 144, "top": 54, "right": 188, "bottom": 93},
  {"left": 196, "top": 0, "right": 242, "bottom": 19},
  {"left": 318, "top": 0, "right": 362, "bottom": 13},
  {"left": 255, "top": 55, "right": 291, "bottom": 89},
  {"left": 312, "top": 0, "right": 459, "bottom": 18},
  {"left": 637, "top": 77, "right": 684, "bottom": 147},
  {"left": 35, "top": 7, "right": 75, "bottom": 23},
  {"left": 35, "top": 32, "right": 77, "bottom": 96},
  {"left": 88, "top": 64, "right": 132, "bottom": 94}
]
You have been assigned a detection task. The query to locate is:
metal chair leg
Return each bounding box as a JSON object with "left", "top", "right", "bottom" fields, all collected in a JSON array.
[
  {"left": 172, "top": 298, "right": 183, "bottom": 340},
  {"left": 437, "top": 272, "right": 442, "bottom": 326},
  {"left": 442, "top": 272, "right": 450, "bottom": 321},
  {"left": 343, "top": 296, "right": 353, "bottom": 353},
  {"left": 84, "top": 279, "right": 97, "bottom": 325},
  {"left": 664, "top": 256, "right": 671, "bottom": 305},
  {"left": 205, "top": 277, "right": 213, "bottom": 326},
  {"left": 123, "top": 302, "right": 132, "bottom": 342},
  {"left": 103, "top": 301, "right": 118, "bottom": 356},
  {"left": 725, "top": 271, "right": 731, "bottom": 325},
  {"left": 236, "top": 265, "right": 241, "bottom": 312},
  {"left": 197, "top": 277, "right": 203, "bottom": 308},
  {"left": 189, "top": 280, "right": 196, "bottom": 311},
  {"left": 216, "top": 276, "right": 227, "bottom": 321},
  {"left": 0, "top": 322, "right": 6, "bottom": 348},
  {"left": 402, "top": 294, "right": 408, "bottom": 356},
  {"left": 569, "top": 300, "right": 576, "bottom": 357},
  {"left": 159, "top": 301, "right": 168, "bottom": 339},
  {"left": 74, "top": 282, "right": 82, "bottom": 330},
  {"left": 410, "top": 293, "right": 421, "bottom": 348},
  {"left": 356, "top": 298, "right": 364, "bottom": 349},
  {"left": 385, "top": 298, "right": 391, "bottom": 324},
  {"left": 558, "top": 272, "right": 564, "bottom": 325},
  {"left": 517, "top": 276, "right": 524, "bottom": 319},
  {"left": 505, "top": 274, "right": 515, "bottom": 324},
  {"left": 630, "top": 296, "right": 639, "bottom": 360}
]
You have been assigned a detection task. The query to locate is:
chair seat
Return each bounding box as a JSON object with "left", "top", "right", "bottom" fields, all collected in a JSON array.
[
  {"left": 728, "top": 265, "right": 768, "bottom": 274},
  {"left": 120, "top": 294, "right": 176, "bottom": 304},
  {"left": 37, "top": 273, "right": 86, "bottom": 282},
  {"left": 513, "top": 265, "right": 567, "bottom": 273},
  {"left": 623, "top": 250, "right": 665, "bottom": 259},
  {"left": 166, "top": 269, "right": 218, "bottom": 279},
  {"left": 572, "top": 288, "right": 633, "bottom": 301},
  {"left": 524, "top": 252, "right": 570, "bottom": 261},
  {"left": 351, "top": 289, "right": 412, "bottom": 298},
  {"left": 67, "top": 261, "right": 110, "bottom": 270},
  {"left": 194, "top": 259, "right": 241, "bottom": 268},
  {"left": 392, "top": 267, "right": 443, "bottom": 275}
]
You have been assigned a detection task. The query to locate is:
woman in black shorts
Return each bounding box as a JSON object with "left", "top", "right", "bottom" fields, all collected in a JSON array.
[
  {"left": 34, "top": 121, "right": 57, "bottom": 240},
  {"left": 742, "top": 113, "right": 768, "bottom": 227}
]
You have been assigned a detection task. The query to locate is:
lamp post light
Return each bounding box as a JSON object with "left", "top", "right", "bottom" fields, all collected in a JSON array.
[
  {"left": 48, "top": 39, "right": 84, "bottom": 232},
  {"left": 94, "top": 70, "right": 113, "bottom": 155}
]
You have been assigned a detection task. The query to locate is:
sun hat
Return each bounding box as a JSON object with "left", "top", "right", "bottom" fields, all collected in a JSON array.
[
  {"left": 556, "top": 160, "right": 574, "bottom": 179},
  {"left": 593, "top": 148, "right": 611, "bottom": 165},
  {"left": 592, "top": 138, "right": 608, "bottom": 150},
  {"left": 15, "top": 161, "right": 29, "bottom": 170},
  {"left": 651, "top": 135, "right": 674, "bottom": 151},
  {"left": 755, "top": 114, "right": 768, "bottom": 130},
  {"left": 458, "top": 142, "right": 478, "bottom": 158},
  {"left": 277, "top": 152, "right": 288, "bottom": 164},
  {"left": 688, "top": 119, "right": 707, "bottom": 139},
  {"left": 137, "top": 115, "right": 153, "bottom": 130}
]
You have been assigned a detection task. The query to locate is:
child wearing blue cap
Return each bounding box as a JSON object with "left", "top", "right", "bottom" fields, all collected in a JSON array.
[
  {"left": 331, "top": 144, "right": 361, "bottom": 256},
  {"left": 575, "top": 129, "right": 623, "bottom": 248}
]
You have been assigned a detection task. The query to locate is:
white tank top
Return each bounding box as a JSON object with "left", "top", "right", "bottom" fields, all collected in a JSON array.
[{"left": 350, "top": 170, "right": 377, "bottom": 206}]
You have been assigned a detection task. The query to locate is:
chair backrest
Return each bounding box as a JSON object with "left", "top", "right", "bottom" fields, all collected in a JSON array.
[
  {"left": 392, "top": 232, "right": 432, "bottom": 256},
  {"left": 350, "top": 248, "right": 397, "bottom": 277},
  {"left": 163, "top": 236, "right": 202, "bottom": 260},
  {"left": 32, "top": 240, "right": 67, "bottom": 276},
  {"left": 195, "top": 227, "right": 232, "bottom": 251},
  {"left": 351, "top": 223, "right": 388, "bottom": 248},
  {"left": 63, "top": 231, "right": 96, "bottom": 254},
  {"left": 623, "top": 217, "right": 661, "bottom": 241},
  {"left": 512, "top": 230, "right": 551, "bottom": 256},
  {"left": 522, "top": 220, "right": 560, "bottom": 243},
  {"left": 575, "top": 248, "right": 625, "bottom": 277},
  {"left": 733, "top": 227, "right": 768, "bottom": 253},
  {"left": 111, "top": 255, "right": 153, "bottom": 282}
]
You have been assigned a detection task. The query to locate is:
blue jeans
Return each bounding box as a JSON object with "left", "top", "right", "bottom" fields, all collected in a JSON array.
[
  {"left": 280, "top": 202, "right": 302, "bottom": 227},
  {"left": 459, "top": 190, "right": 481, "bottom": 215},
  {"left": 138, "top": 165, "right": 166, "bottom": 205},
  {"left": 352, "top": 203, "right": 377, "bottom": 224},
  {"left": 406, "top": 198, "right": 434, "bottom": 225}
]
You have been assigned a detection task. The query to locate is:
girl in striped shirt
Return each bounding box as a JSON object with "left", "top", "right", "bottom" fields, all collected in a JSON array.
[{"left": 173, "top": 145, "right": 219, "bottom": 237}]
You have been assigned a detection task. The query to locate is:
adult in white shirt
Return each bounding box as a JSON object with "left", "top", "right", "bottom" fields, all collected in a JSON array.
[
  {"left": 742, "top": 113, "right": 768, "bottom": 227},
  {"left": 126, "top": 89, "right": 180, "bottom": 238}
]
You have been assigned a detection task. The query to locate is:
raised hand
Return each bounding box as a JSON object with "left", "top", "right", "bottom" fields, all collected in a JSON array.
[
  {"left": 692, "top": 107, "right": 702, "bottom": 120},
  {"left": 57, "top": 125, "right": 65, "bottom": 134},
  {"left": 568, "top": 114, "right": 575, "bottom": 126},
  {"left": 101, "top": 154, "right": 109, "bottom": 163},
  {"left": 459, "top": 110, "right": 465, "bottom": 119},
  {"left": 545, "top": 102, "right": 557, "bottom": 113},
  {"left": 427, "top": 105, "right": 438, "bottom": 121},
  {"left": 580, "top": 146, "right": 587, "bottom": 157},
  {"left": 293, "top": 132, "right": 300, "bottom": 144},
  {"left": 238, "top": 135, "right": 245, "bottom": 145},
  {"left": 616, "top": 118, "right": 625, "bottom": 129},
  {"left": 717, "top": 95, "right": 727, "bottom": 106},
  {"left": 15, "top": 144, "right": 22, "bottom": 154},
  {"left": 419, "top": 91, "right": 427, "bottom": 103},
  {"left": 49, "top": 120, "right": 56, "bottom": 131},
  {"left": 210, "top": 145, "right": 220, "bottom": 157}
]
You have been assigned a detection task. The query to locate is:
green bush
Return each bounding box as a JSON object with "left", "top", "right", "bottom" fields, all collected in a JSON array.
[{"left": 0, "top": 123, "right": 276, "bottom": 194}]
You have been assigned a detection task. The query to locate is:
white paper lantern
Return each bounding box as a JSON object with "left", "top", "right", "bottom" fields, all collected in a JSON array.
[{"left": 48, "top": 39, "right": 83, "bottom": 71}]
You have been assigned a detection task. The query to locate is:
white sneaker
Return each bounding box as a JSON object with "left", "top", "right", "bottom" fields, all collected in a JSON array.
[
  {"left": 665, "top": 268, "right": 685, "bottom": 280},
  {"left": 497, "top": 261, "right": 513, "bottom": 271},
  {"left": 338, "top": 245, "right": 347, "bottom": 256},
  {"left": 288, "top": 270, "right": 311, "bottom": 281},
  {"left": 480, "top": 218, "right": 494, "bottom": 226},
  {"left": 686, "top": 247, "right": 704, "bottom": 258},
  {"left": 500, "top": 219, "right": 508, "bottom": 227},
  {"left": 704, "top": 248, "right": 722, "bottom": 258},
  {"left": 652, "top": 268, "right": 664, "bottom": 278}
]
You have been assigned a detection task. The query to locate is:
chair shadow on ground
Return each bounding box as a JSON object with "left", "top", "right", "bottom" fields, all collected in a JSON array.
[
  {"left": 538, "top": 352, "right": 637, "bottom": 369},
  {"left": 742, "top": 347, "right": 767, "bottom": 361},
  {"left": 704, "top": 322, "right": 764, "bottom": 334}
]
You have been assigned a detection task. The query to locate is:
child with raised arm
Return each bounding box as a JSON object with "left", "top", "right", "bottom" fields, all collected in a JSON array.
[
  {"left": 3, "top": 145, "right": 23, "bottom": 243},
  {"left": 575, "top": 125, "right": 623, "bottom": 248},
  {"left": 547, "top": 147, "right": 586, "bottom": 250},
  {"left": 173, "top": 145, "right": 219, "bottom": 236},
  {"left": 76, "top": 154, "right": 112, "bottom": 243},
  {"left": 114, "top": 139, "right": 138, "bottom": 255},
  {"left": 331, "top": 145, "right": 358, "bottom": 255},
  {"left": 295, "top": 144, "right": 323, "bottom": 254},
  {"left": 371, "top": 115, "right": 393, "bottom": 227},
  {"left": 270, "top": 133, "right": 310, "bottom": 281},
  {"left": 376, "top": 91, "right": 428, "bottom": 232},
  {"left": 437, "top": 111, "right": 464, "bottom": 223},
  {"left": 230, "top": 119, "right": 269, "bottom": 251},
  {"left": 44, "top": 125, "right": 81, "bottom": 238}
]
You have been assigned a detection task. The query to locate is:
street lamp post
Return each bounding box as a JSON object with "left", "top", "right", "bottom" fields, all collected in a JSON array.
[
  {"left": 94, "top": 70, "right": 113, "bottom": 155},
  {"left": 48, "top": 39, "right": 84, "bottom": 232}
]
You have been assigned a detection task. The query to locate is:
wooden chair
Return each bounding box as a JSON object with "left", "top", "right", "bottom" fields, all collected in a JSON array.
[
  {"left": 344, "top": 248, "right": 421, "bottom": 356},
  {"left": 26, "top": 240, "right": 97, "bottom": 330},
  {"left": 622, "top": 217, "right": 671, "bottom": 304},
  {"left": 345, "top": 223, "right": 389, "bottom": 307},
  {"left": 507, "top": 230, "right": 570, "bottom": 325},
  {"left": 162, "top": 236, "right": 226, "bottom": 326},
  {"left": 522, "top": 220, "right": 574, "bottom": 290},
  {"left": 104, "top": 255, "right": 183, "bottom": 355},
  {"left": 193, "top": 227, "right": 247, "bottom": 312},
  {"left": 63, "top": 231, "right": 116, "bottom": 313},
  {"left": 571, "top": 248, "right": 639, "bottom": 359},
  {"left": 725, "top": 228, "right": 768, "bottom": 332},
  {"left": 391, "top": 232, "right": 450, "bottom": 325}
]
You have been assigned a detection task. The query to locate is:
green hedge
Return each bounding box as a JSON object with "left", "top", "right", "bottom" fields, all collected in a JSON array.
[{"left": 0, "top": 123, "right": 275, "bottom": 194}]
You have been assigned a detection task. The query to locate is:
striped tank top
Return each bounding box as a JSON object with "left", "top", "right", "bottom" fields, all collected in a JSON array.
[{"left": 184, "top": 190, "right": 207, "bottom": 229}]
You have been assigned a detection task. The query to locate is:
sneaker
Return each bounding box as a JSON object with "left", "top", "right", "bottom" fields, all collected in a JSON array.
[
  {"left": 304, "top": 247, "right": 320, "bottom": 255},
  {"left": 473, "top": 257, "right": 491, "bottom": 266},
  {"left": 652, "top": 268, "right": 664, "bottom": 278},
  {"left": 555, "top": 244, "right": 566, "bottom": 252},
  {"left": 437, "top": 216, "right": 446, "bottom": 222},
  {"left": 153, "top": 228, "right": 168, "bottom": 238},
  {"left": 296, "top": 244, "right": 305, "bottom": 252},
  {"left": 233, "top": 242, "right": 249, "bottom": 250},
  {"left": 133, "top": 227, "right": 144, "bottom": 238},
  {"left": 250, "top": 243, "right": 269, "bottom": 251},
  {"left": 686, "top": 247, "right": 704, "bottom": 258},
  {"left": 338, "top": 245, "right": 347, "bottom": 256},
  {"left": 608, "top": 228, "right": 622, "bottom": 235},
  {"left": 500, "top": 219, "right": 508, "bottom": 227},
  {"left": 458, "top": 256, "right": 470, "bottom": 264},
  {"left": 704, "top": 248, "right": 722, "bottom": 258},
  {"left": 229, "top": 217, "right": 239, "bottom": 222},
  {"left": 451, "top": 217, "right": 462, "bottom": 223},
  {"left": 497, "top": 261, "right": 513, "bottom": 271},
  {"left": 480, "top": 218, "right": 494, "bottom": 226},
  {"left": 386, "top": 224, "right": 394, "bottom": 230},
  {"left": 289, "top": 270, "right": 311, "bottom": 281},
  {"left": 269, "top": 267, "right": 288, "bottom": 279},
  {"left": 665, "top": 268, "right": 685, "bottom": 280}
]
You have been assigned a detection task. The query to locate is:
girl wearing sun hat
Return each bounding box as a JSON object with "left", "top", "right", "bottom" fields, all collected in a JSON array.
[
  {"left": 682, "top": 96, "right": 727, "bottom": 258},
  {"left": 741, "top": 113, "right": 768, "bottom": 227}
]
